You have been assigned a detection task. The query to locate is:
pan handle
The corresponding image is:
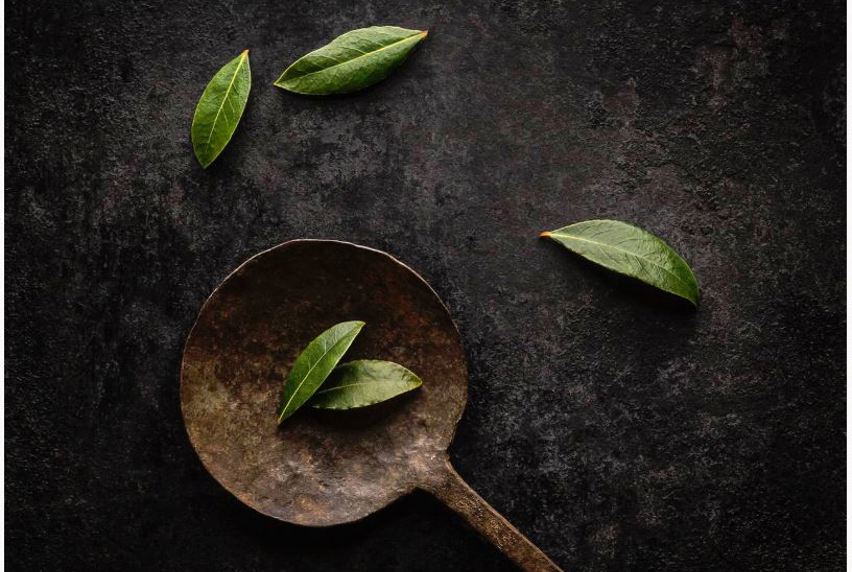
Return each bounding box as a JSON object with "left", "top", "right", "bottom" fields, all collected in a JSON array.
[{"left": 420, "top": 459, "right": 564, "bottom": 572}]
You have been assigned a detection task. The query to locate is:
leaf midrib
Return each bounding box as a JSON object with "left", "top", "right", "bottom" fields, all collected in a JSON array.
[
  {"left": 276, "top": 31, "right": 425, "bottom": 84},
  {"left": 203, "top": 52, "right": 247, "bottom": 153},
  {"left": 315, "top": 380, "right": 402, "bottom": 394},
  {"left": 550, "top": 231, "right": 694, "bottom": 292}
]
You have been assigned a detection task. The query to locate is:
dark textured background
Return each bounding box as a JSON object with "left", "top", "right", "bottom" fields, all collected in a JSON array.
[{"left": 5, "top": 0, "right": 846, "bottom": 570}]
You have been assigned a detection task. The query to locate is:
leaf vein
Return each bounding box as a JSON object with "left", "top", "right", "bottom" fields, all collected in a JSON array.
[{"left": 204, "top": 52, "right": 247, "bottom": 151}]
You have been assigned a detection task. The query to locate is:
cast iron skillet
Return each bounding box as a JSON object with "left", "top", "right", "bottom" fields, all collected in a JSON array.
[{"left": 180, "top": 239, "right": 562, "bottom": 571}]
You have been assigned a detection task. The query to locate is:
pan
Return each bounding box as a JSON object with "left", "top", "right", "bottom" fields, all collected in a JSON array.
[{"left": 180, "top": 239, "right": 562, "bottom": 571}]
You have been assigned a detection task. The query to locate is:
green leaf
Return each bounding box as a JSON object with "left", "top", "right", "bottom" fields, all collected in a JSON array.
[
  {"left": 273, "top": 26, "right": 428, "bottom": 95},
  {"left": 278, "top": 321, "right": 365, "bottom": 423},
  {"left": 191, "top": 50, "right": 251, "bottom": 168},
  {"left": 540, "top": 219, "right": 699, "bottom": 306},
  {"left": 310, "top": 360, "right": 423, "bottom": 410}
]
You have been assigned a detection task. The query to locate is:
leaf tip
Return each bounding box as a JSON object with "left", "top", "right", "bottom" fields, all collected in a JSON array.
[
  {"left": 241, "top": 48, "right": 250, "bottom": 56},
  {"left": 687, "top": 292, "right": 700, "bottom": 308},
  {"left": 538, "top": 231, "right": 552, "bottom": 238},
  {"left": 194, "top": 153, "right": 212, "bottom": 169},
  {"left": 272, "top": 77, "right": 290, "bottom": 90}
]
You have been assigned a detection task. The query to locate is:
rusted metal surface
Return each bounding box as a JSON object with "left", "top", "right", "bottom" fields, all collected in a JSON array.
[{"left": 180, "top": 240, "right": 562, "bottom": 571}]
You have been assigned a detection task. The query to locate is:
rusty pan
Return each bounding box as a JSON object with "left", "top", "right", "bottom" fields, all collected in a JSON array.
[{"left": 180, "top": 239, "right": 562, "bottom": 571}]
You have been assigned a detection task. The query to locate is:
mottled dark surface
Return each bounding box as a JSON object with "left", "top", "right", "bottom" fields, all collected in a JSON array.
[{"left": 5, "top": 0, "right": 845, "bottom": 570}]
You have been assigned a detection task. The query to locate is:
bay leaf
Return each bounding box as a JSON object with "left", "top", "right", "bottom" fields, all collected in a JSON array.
[
  {"left": 310, "top": 360, "right": 422, "bottom": 410},
  {"left": 540, "top": 219, "right": 699, "bottom": 306},
  {"left": 273, "top": 26, "right": 427, "bottom": 95},
  {"left": 278, "top": 321, "right": 365, "bottom": 423},
  {"left": 191, "top": 50, "right": 251, "bottom": 168}
]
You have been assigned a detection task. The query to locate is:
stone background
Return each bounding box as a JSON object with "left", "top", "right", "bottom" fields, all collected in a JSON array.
[{"left": 6, "top": 0, "right": 845, "bottom": 570}]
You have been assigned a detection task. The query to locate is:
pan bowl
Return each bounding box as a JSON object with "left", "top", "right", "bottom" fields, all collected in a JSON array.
[{"left": 180, "top": 240, "right": 468, "bottom": 526}]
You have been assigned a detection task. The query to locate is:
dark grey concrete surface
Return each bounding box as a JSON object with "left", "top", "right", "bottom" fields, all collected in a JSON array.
[{"left": 5, "top": 0, "right": 845, "bottom": 570}]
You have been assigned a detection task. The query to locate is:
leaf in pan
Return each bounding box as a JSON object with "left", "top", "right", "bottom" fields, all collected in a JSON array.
[
  {"left": 310, "top": 360, "right": 423, "bottom": 410},
  {"left": 278, "top": 321, "right": 365, "bottom": 423}
]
